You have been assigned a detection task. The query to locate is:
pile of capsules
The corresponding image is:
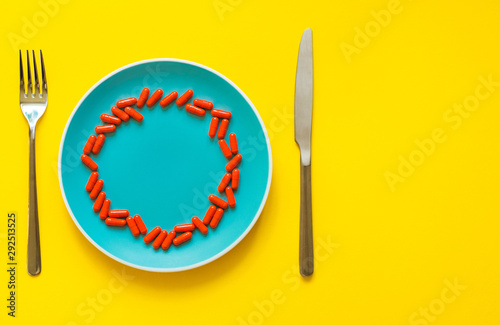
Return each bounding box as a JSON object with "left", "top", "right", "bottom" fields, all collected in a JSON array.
[{"left": 80, "top": 88, "right": 242, "bottom": 250}]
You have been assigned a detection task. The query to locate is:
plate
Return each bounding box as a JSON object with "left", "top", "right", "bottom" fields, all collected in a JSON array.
[{"left": 58, "top": 59, "right": 272, "bottom": 272}]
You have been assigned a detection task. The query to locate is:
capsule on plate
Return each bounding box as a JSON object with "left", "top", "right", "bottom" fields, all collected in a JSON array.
[
  {"left": 92, "top": 134, "right": 105, "bottom": 155},
  {"left": 173, "top": 232, "right": 192, "bottom": 246},
  {"left": 226, "top": 186, "right": 236, "bottom": 208},
  {"left": 208, "top": 194, "right": 228, "bottom": 209},
  {"left": 134, "top": 215, "right": 148, "bottom": 234},
  {"left": 210, "top": 208, "right": 224, "bottom": 228},
  {"left": 105, "top": 218, "right": 126, "bottom": 226},
  {"left": 124, "top": 106, "right": 143, "bottom": 122},
  {"left": 152, "top": 230, "right": 168, "bottom": 249},
  {"left": 208, "top": 117, "right": 219, "bottom": 137},
  {"left": 126, "top": 216, "right": 140, "bottom": 236},
  {"left": 174, "top": 224, "right": 195, "bottom": 232},
  {"left": 193, "top": 99, "right": 213, "bottom": 110},
  {"left": 93, "top": 191, "right": 106, "bottom": 212},
  {"left": 229, "top": 133, "right": 238, "bottom": 154},
  {"left": 95, "top": 124, "right": 116, "bottom": 134},
  {"left": 81, "top": 154, "right": 98, "bottom": 171},
  {"left": 176, "top": 89, "right": 193, "bottom": 106},
  {"left": 137, "top": 88, "right": 150, "bottom": 108},
  {"left": 108, "top": 209, "right": 129, "bottom": 218},
  {"left": 83, "top": 135, "right": 96, "bottom": 154},
  {"left": 146, "top": 89, "right": 163, "bottom": 107},
  {"left": 89, "top": 179, "right": 104, "bottom": 199},
  {"left": 161, "top": 230, "right": 176, "bottom": 250},
  {"left": 185, "top": 104, "right": 205, "bottom": 116},
  {"left": 218, "top": 139, "right": 232, "bottom": 159},
  {"left": 211, "top": 109, "right": 231, "bottom": 119},
  {"left": 192, "top": 216, "right": 208, "bottom": 234},
  {"left": 231, "top": 168, "right": 240, "bottom": 190},
  {"left": 100, "top": 199, "right": 111, "bottom": 220},
  {"left": 111, "top": 106, "right": 130, "bottom": 121},
  {"left": 160, "top": 91, "right": 178, "bottom": 107},
  {"left": 202, "top": 205, "right": 217, "bottom": 225},
  {"left": 217, "top": 119, "right": 229, "bottom": 139},
  {"left": 218, "top": 173, "right": 232, "bottom": 192},
  {"left": 100, "top": 114, "right": 121, "bottom": 125},
  {"left": 116, "top": 97, "right": 137, "bottom": 108},
  {"left": 226, "top": 154, "right": 242, "bottom": 171},
  {"left": 85, "top": 172, "right": 99, "bottom": 191},
  {"left": 144, "top": 226, "right": 161, "bottom": 244}
]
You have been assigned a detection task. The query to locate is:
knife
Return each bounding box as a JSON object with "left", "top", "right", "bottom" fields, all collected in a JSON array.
[{"left": 294, "top": 28, "right": 314, "bottom": 277}]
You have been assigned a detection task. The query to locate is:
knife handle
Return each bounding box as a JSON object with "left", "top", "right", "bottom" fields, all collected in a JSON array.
[{"left": 299, "top": 163, "right": 313, "bottom": 276}]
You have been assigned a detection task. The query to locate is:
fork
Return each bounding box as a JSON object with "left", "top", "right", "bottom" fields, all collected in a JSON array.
[{"left": 19, "top": 50, "right": 47, "bottom": 276}]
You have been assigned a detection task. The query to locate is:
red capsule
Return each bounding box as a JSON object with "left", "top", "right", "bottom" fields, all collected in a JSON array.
[
  {"left": 173, "top": 232, "right": 192, "bottom": 246},
  {"left": 193, "top": 99, "right": 213, "bottom": 110},
  {"left": 93, "top": 192, "right": 106, "bottom": 212},
  {"left": 137, "top": 88, "right": 150, "bottom": 108},
  {"left": 95, "top": 124, "right": 116, "bottom": 133},
  {"left": 144, "top": 226, "right": 161, "bottom": 244},
  {"left": 111, "top": 106, "right": 130, "bottom": 121},
  {"left": 185, "top": 104, "right": 206, "bottom": 116},
  {"left": 210, "top": 208, "right": 224, "bottom": 228},
  {"left": 192, "top": 216, "right": 208, "bottom": 234},
  {"left": 161, "top": 230, "right": 176, "bottom": 250},
  {"left": 208, "top": 194, "right": 228, "bottom": 209},
  {"left": 208, "top": 117, "right": 219, "bottom": 137},
  {"left": 226, "top": 154, "right": 242, "bottom": 171},
  {"left": 218, "top": 173, "right": 232, "bottom": 192},
  {"left": 203, "top": 205, "right": 217, "bottom": 225},
  {"left": 81, "top": 154, "right": 98, "bottom": 171},
  {"left": 174, "top": 224, "right": 195, "bottom": 232},
  {"left": 134, "top": 215, "right": 148, "bottom": 234},
  {"left": 218, "top": 139, "right": 232, "bottom": 159},
  {"left": 232, "top": 168, "right": 240, "bottom": 190},
  {"left": 83, "top": 135, "right": 96, "bottom": 154},
  {"left": 152, "top": 230, "right": 168, "bottom": 249},
  {"left": 229, "top": 133, "right": 238, "bottom": 154},
  {"left": 160, "top": 91, "right": 178, "bottom": 107},
  {"left": 226, "top": 187, "right": 236, "bottom": 208},
  {"left": 100, "top": 199, "right": 111, "bottom": 220},
  {"left": 146, "top": 89, "right": 163, "bottom": 107},
  {"left": 90, "top": 179, "right": 104, "bottom": 199},
  {"left": 100, "top": 114, "right": 121, "bottom": 125},
  {"left": 92, "top": 134, "right": 105, "bottom": 155},
  {"left": 105, "top": 218, "right": 126, "bottom": 226},
  {"left": 176, "top": 89, "right": 193, "bottom": 106},
  {"left": 108, "top": 209, "right": 129, "bottom": 218},
  {"left": 126, "top": 216, "right": 140, "bottom": 236},
  {"left": 116, "top": 97, "right": 137, "bottom": 108},
  {"left": 217, "top": 119, "right": 229, "bottom": 139},
  {"left": 85, "top": 172, "right": 99, "bottom": 191},
  {"left": 211, "top": 109, "right": 231, "bottom": 119},
  {"left": 124, "top": 106, "right": 143, "bottom": 121}
]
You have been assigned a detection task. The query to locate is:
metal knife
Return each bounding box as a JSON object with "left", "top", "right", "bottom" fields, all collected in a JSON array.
[{"left": 294, "top": 28, "right": 314, "bottom": 277}]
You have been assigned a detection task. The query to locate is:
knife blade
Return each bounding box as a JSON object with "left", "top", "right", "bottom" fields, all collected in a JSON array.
[{"left": 294, "top": 28, "right": 314, "bottom": 277}]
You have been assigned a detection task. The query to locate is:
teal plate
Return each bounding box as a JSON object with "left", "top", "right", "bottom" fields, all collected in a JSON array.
[{"left": 58, "top": 59, "right": 272, "bottom": 272}]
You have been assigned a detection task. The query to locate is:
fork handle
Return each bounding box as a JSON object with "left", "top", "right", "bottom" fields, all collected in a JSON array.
[
  {"left": 27, "top": 127, "right": 41, "bottom": 275},
  {"left": 299, "top": 163, "right": 313, "bottom": 276}
]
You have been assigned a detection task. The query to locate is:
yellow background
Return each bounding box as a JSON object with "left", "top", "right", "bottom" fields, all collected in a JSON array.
[{"left": 1, "top": 0, "right": 500, "bottom": 324}]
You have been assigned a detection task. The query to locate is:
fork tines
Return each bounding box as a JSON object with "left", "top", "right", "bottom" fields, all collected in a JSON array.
[{"left": 19, "top": 50, "right": 47, "bottom": 96}]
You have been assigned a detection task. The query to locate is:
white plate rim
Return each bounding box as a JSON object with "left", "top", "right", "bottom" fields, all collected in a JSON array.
[{"left": 58, "top": 58, "right": 273, "bottom": 272}]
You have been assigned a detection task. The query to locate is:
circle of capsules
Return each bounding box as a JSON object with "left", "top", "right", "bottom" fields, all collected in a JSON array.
[
  {"left": 226, "top": 154, "right": 242, "bottom": 172},
  {"left": 116, "top": 97, "right": 137, "bottom": 108},
  {"left": 218, "top": 173, "right": 232, "bottom": 192},
  {"left": 100, "top": 114, "right": 121, "bottom": 125},
  {"left": 160, "top": 91, "right": 178, "bottom": 107},
  {"left": 105, "top": 218, "right": 126, "bottom": 226},
  {"left": 217, "top": 119, "right": 229, "bottom": 139},
  {"left": 192, "top": 217, "right": 208, "bottom": 235},
  {"left": 211, "top": 109, "right": 231, "bottom": 119},
  {"left": 92, "top": 134, "right": 105, "bottom": 155},
  {"left": 210, "top": 208, "right": 224, "bottom": 229},
  {"left": 176, "top": 89, "right": 193, "bottom": 106},
  {"left": 185, "top": 104, "right": 206, "bottom": 116},
  {"left": 208, "top": 194, "right": 228, "bottom": 209},
  {"left": 173, "top": 232, "right": 192, "bottom": 246},
  {"left": 111, "top": 106, "right": 130, "bottom": 121},
  {"left": 146, "top": 89, "right": 163, "bottom": 107},
  {"left": 193, "top": 99, "right": 213, "bottom": 110},
  {"left": 137, "top": 88, "right": 150, "bottom": 108},
  {"left": 83, "top": 135, "right": 96, "bottom": 154},
  {"left": 174, "top": 224, "right": 195, "bottom": 232}
]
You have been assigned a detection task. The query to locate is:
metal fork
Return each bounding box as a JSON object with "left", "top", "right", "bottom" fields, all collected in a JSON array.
[{"left": 19, "top": 50, "right": 47, "bottom": 276}]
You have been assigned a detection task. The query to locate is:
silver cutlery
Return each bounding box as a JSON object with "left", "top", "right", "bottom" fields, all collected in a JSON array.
[
  {"left": 19, "top": 50, "right": 47, "bottom": 276},
  {"left": 294, "top": 29, "right": 314, "bottom": 277}
]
